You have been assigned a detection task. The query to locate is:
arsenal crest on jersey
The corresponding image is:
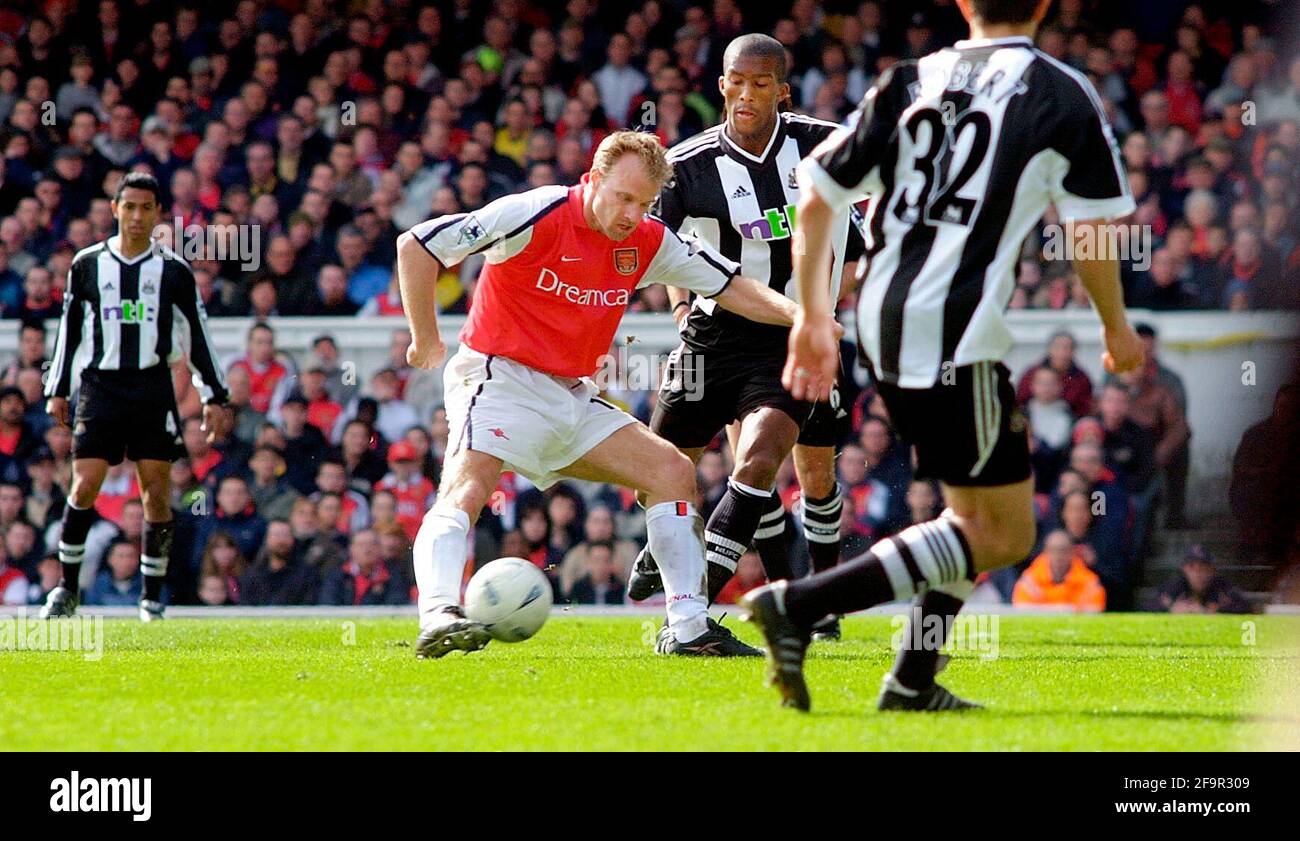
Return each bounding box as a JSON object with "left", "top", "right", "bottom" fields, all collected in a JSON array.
[{"left": 613, "top": 247, "right": 638, "bottom": 275}]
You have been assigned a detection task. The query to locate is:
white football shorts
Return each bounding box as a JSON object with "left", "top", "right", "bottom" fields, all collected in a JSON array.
[{"left": 443, "top": 345, "right": 638, "bottom": 489}]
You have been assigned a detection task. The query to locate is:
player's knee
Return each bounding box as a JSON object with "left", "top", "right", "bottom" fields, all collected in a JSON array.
[
  {"left": 800, "top": 468, "right": 837, "bottom": 500},
  {"left": 733, "top": 447, "right": 782, "bottom": 489},
  {"left": 984, "top": 515, "right": 1036, "bottom": 568},
  {"left": 68, "top": 478, "right": 98, "bottom": 509},
  {"left": 654, "top": 450, "right": 697, "bottom": 501}
]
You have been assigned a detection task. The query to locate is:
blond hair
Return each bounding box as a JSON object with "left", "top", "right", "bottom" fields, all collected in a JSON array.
[{"left": 591, "top": 130, "right": 674, "bottom": 186}]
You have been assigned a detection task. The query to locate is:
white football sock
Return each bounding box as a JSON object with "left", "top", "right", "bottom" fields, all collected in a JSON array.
[
  {"left": 414, "top": 506, "right": 471, "bottom": 629},
  {"left": 646, "top": 500, "right": 708, "bottom": 642}
]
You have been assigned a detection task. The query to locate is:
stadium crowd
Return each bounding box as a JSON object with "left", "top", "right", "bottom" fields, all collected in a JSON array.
[{"left": 0, "top": 0, "right": 1294, "bottom": 613}]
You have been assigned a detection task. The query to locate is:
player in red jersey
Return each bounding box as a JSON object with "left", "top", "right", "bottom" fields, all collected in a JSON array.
[{"left": 398, "top": 131, "right": 800, "bottom": 658}]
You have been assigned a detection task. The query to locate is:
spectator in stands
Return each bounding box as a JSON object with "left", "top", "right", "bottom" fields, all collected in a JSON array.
[
  {"left": 1067, "top": 443, "right": 1130, "bottom": 596},
  {"left": 905, "top": 480, "right": 942, "bottom": 525},
  {"left": 289, "top": 496, "right": 343, "bottom": 581},
  {"left": 0, "top": 538, "right": 27, "bottom": 604},
  {"left": 1016, "top": 331, "right": 1094, "bottom": 417},
  {"left": 1149, "top": 545, "right": 1250, "bottom": 614},
  {"left": 545, "top": 487, "right": 585, "bottom": 557},
  {"left": 518, "top": 504, "right": 563, "bottom": 596},
  {"left": 248, "top": 445, "right": 301, "bottom": 522},
  {"left": 338, "top": 369, "right": 419, "bottom": 447},
  {"left": 1097, "top": 383, "right": 1159, "bottom": 559},
  {"left": 1119, "top": 356, "right": 1190, "bottom": 524},
  {"left": 224, "top": 365, "right": 266, "bottom": 447},
  {"left": 312, "top": 461, "right": 370, "bottom": 535},
  {"left": 241, "top": 519, "right": 317, "bottom": 606},
  {"left": 374, "top": 440, "right": 435, "bottom": 543},
  {"left": 856, "top": 416, "right": 911, "bottom": 536},
  {"left": 291, "top": 367, "right": 343, "bottom": 439},
  {"left": 1012, "top": 529, "right": 1107, "bottom": 612},
  {"left": 23, "top": 446, "right": 64, "bottom": 530},
  {"left": 27, "top": 553, "right": 61, "bottom": 607},
  {"left": 0, "top": 386, "right": 39, "bottom": 484},
  {"left": 558, "top": 505, "right": 638, "bottom": 594},
  {"left": 1025, "top": 365, "right": 1074, "bottom": 493},
  {"left": 307, "top": 264, "right": 360, "bottom": 316},
  {"left": 227, "top": 323, "right": 292, "bottom": 416},
  {"left": 190, "top": 476, "right": 267, "bottom": 572},
  {"left": 334, "top": 419, "right": 388, "bottom": 492},
  {"left": 564, "top": 540, "right": 626, "bottom": 605},
  {"left": 83, "top": 540, "right": 143, "bottom": 606},
  {"left": 199, "top": 532, "right": 248, "bottom": 606},
  {"left": 278, "top": 395, "right": 330, "bottom": 495},
  {"left": 319, "top": 528, "right": 410, "bottom": 606},
  {"left": 0, "top": 321, "right": 47, "bottom": 383}
]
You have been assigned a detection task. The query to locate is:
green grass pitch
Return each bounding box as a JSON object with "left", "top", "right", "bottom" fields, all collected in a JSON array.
[{"left": 3, "top": 613, "right": 1297, "bottom": 751}]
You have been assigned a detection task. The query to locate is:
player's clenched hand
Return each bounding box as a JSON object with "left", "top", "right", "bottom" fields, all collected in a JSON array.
[
  {"left": 783, "top": 311, "right": 839, "bottom": 401},
  {"left": 201, "top": 402, "right": 229, "bottom": 444},
  {"left": 407, "top": 339, "right": 447, "bottom": 370},
  {"left": 46, "top": 396, "right": 69, "bottom": 426},
  {"left": 1101, "top": 323, "right": 1144, "bottom": 375}
]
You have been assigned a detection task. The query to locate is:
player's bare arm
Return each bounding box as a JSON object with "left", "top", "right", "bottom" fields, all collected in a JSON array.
[
  {"left": 784, "top": 184, "right": 839, "bottom": 401},
  {"left": 396, "top": 230, "right": 447, "bottom": 370},
  {"left": 666, "top": 284, "right": 691, "bottom": 329},
  {"left": 1070, "top": 218, "right": 1144, "bottom": 374},
  {"left": 709, "top": 274, "right": 799, "bottom": 326}
]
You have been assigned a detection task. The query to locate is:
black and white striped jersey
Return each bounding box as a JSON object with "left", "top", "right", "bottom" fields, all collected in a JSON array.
[
  {"left": 45, "top": 235, "right": 229, "bottom": 403},
  {"left": 799, "top": 36, "right": 1135, "bottom": 388},
  {"left": 653, "top": 110, "right": 865, "bottom": 352}
]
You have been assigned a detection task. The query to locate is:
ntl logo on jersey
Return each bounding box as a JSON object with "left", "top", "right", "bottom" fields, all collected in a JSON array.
[
  {"left": 738, "top": 203, "right": 798, "bottom": 241},
  {"left": 100, "top": 300, "right": 157, "bottom": 323}
]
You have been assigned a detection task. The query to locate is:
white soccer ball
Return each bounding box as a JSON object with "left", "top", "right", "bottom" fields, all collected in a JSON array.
[{"left": 464, "top": 557, "right": 553, "bottom": 642}]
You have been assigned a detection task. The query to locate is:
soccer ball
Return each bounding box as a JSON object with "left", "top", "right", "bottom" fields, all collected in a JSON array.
[{"left": 464, "top": 557, "right": 553, "bottom": 642}]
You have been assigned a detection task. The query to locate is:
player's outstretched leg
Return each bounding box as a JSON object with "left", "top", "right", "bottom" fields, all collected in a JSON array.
[
  {"left": 743, "top": 479, "right": 1033, "bottom": 710},
  {"left": 879, "top": 579, "right": 981, "bottom": 711},
  {"left": 565, "top": 423, "right": 760, "bottom": 656},
  {"left": 412, "top": 449, "right": 501, "bottom": 659}
]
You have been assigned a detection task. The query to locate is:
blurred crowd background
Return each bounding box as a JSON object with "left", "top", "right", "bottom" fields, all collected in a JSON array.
[{"left": 0, "top": 0, "right": 1297, "bottom": 615}]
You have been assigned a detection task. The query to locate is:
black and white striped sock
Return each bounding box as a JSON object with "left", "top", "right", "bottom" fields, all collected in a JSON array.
[
  {"left": 752, "top": 491, "right": 792, "bottom": 581},
  {"left": 783, "top": 517, "right": 974, "bottom": 628},
  {"left": 800, "top": 484, "right": 842, "bottom": 573},
  {"left": 891, "top": 578, "right": 974, "bottom": 692},
  {"left": 141, "top": 520, "right": 174, "bottom": 603},
  {"left": 58, "top": 502, "right": 97, "bottom": 598},
  {"left": 704, "top": 478, "right": 771, "bottom": 602}
]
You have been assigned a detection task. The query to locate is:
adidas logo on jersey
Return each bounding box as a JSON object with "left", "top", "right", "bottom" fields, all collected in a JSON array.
[{"left": 731, "top": 185, "right": 751, "bottom": 199}]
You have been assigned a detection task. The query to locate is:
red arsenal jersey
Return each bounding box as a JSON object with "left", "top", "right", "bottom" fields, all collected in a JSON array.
[{"left": 411, "top": 177, "right": 738, "bottom": 378}]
